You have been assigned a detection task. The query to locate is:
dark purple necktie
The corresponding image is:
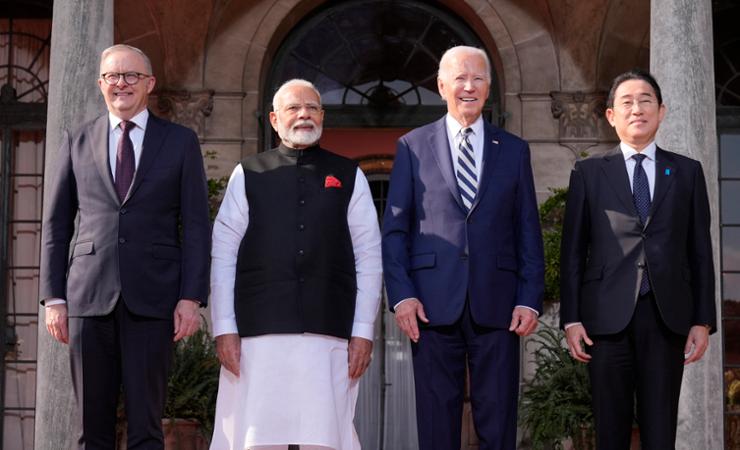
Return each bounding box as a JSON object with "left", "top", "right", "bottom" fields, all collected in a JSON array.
[
  {"left": 115, "top": 120, "right": 136, "bottom": 202},
  {"left": 632, "top": 153, "right": 651, "bottom": 295}
]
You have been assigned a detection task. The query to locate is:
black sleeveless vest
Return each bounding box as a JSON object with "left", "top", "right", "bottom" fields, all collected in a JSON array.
[{"left": 234, "top": 144, "right": 358, "bottom": 339}]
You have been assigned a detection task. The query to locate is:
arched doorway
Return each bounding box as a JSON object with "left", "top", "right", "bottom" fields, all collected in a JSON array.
[{"left": 265, "top": 2, "right": 500, "bottom": 448}]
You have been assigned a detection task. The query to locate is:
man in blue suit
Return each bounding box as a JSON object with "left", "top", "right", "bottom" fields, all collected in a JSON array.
[{"left": 382, "top": 46, "right": 544, "bottom": 450}]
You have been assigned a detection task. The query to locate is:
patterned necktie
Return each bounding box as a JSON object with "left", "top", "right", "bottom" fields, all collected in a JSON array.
[
  {"left": 456, "top": 127, "right": 477, "bottom": 212},
  {"left": 632, "top": 153, "right": 651, "bottom": 295},
  {"left": 115, "top": 120, "right": 136, "bottom": 202}
]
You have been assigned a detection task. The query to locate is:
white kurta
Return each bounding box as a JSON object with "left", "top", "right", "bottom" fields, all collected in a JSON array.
[{"left": 209, "top": 163, "right": 382, "bottom": 450}]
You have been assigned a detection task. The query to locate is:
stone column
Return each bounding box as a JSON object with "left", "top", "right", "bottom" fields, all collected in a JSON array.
[
  {"left": 34, "top": 2, "right": 112, "bottom": 449},
  {"left": 650, "top": 1, "right": 723, "bottom": 449}
]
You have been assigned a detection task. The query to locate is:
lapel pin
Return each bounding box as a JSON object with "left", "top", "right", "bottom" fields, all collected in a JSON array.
[
  {"left": 492, "top": 139, "right": 499, "bottom": 144},
  {"left": 665, "top": 168, "right": 671, "bottom": 176}
]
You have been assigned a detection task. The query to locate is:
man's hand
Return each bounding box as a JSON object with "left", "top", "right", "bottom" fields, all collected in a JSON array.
[
  {"left": 45, "top": 304, "right": 69, "bottom": 344},
  {"left": 509, "top": 306, "right": 538, "bottom": 336},
  {"left": 394, "top": 298, "right": 429, "bottom": 343},
  {"left": 216, "top": 333, "right": 241, "bottom": 377},
  {"left": 565, "top": 324, "right": 593, "bottom": 363},
  {"left": 173, "top": 299, "right": 201, "bottom": 342},
  {"left": 348, "top": 337, "right": 373, "bottom": 379},
  {"left": 684, "top": 325, "right": 710, "bottom": 365}
]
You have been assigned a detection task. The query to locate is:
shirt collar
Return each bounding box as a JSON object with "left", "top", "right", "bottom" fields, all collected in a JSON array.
[
  {"left": 445, "top": 113, "right": 484, "bottom": 140},
  {"left": 620, "top": 141, "right": 657, "bottom": 162},
  {"left": 109, "top": 109, "right": 149, "bottom": 132}
]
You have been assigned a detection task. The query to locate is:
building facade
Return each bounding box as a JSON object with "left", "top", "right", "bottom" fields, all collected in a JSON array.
[{"left": 0, "top": 0, "right": 738, "bottom": 448}]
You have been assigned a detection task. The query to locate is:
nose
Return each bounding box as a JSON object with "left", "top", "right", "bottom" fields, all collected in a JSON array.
[
  {"left": 115, "top": 76, "right": 129, "bottom": 88},
  {"left": 463, "top": 79, "right": 475, "bottom": 91},
  {"left": 297, "top": 106, "right": 311, "bottom": 119}
]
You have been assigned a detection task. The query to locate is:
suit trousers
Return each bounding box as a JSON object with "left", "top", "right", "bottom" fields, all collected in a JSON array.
[
  {"left": 412, "top": 301, "right": 519, "bottom": 450},
  {"left": 68, "top": 298, "right": 174, "bottom": 450},
  {"left": 587, "top": 293, "right": 685, "bottom": 450}
]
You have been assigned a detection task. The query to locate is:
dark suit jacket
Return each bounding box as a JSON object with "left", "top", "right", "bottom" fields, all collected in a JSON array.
[
  {"left": 560, "top": 146, "right": 716, "bottom": 336},
  {"left": 382, "top": 117, "right": 544, "bottom": 327},
  {"left": 40, "top": 112, "right": 211, "bottom": 319}
]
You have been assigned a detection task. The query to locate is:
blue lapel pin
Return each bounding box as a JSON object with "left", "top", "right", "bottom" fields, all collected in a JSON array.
[{"left": 665, "top": 168, "right": 671, "bottom": 176}]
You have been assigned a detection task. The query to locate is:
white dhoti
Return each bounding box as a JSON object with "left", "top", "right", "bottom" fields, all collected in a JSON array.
[{"left": 209, "top": 334, "right": 361, "bottom": 450}]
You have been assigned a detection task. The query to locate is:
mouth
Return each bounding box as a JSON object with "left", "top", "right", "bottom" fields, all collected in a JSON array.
[
  {"left": 292, "top": 121, "right": 316, "bottom": 132},
  {"left": 459, "top": 97, "right": 477, "bottom": 103},
  {"left": 113, "top": 91, "right": 133, "bottom": 98}
]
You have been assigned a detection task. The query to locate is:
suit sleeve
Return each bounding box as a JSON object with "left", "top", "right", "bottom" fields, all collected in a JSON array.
[
  {"left": 178, "top": 130, "right": 211, "bottom": 305},
  {"left": 688, "top": 161, "right": 717, "bottom": 332},
  {"left": 559, "top": 162, "right": 589, "bottom": 327},
  {"left": 513, "top": 142, "right": 545, "bottom": 313},
  {"left": 381, "top": 138, "right": 418, "bottom": 310},
  {"left": 39, "top": 130, "right": 78, "bottom": 302}
]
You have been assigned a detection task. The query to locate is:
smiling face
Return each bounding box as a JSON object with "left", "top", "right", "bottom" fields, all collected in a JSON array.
[
  {"left": 606, "top": 79, "right": 666, "bottom": 151},
  {"left": 269, "top": 84, "right": 324, "bottom": 149},
  {"left": 437, "top": 50, "right": 490, "bottom": 127},
  {"left": 98, "top": 49, "right": 155, "bottom": 120}
]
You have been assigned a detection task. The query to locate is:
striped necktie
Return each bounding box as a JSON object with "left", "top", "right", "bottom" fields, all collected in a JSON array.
[{"left": 456, "top": 127, "right": 477, "bottom": 212}]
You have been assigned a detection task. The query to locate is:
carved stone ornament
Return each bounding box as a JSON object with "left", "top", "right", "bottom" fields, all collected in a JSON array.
[
  {"left": 156, "top": 89, "right": 215, "bottom": 136},
  {"left": 550, "top": 91, "right": 607, "bottom": 156}
]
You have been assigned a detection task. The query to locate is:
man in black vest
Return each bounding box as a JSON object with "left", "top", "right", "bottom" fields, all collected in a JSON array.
[{"left": 209, "top": 79, "right": 382, "bottom": 450}]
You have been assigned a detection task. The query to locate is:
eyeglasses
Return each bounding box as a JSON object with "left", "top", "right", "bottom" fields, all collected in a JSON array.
[
  {"left": 613, "top": 98, "right": 659, "bottom": 111},
  {"left": 100, "top": 72, "right": 152, "bottom": 86}
]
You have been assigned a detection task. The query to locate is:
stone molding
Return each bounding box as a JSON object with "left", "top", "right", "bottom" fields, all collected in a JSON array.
[
  {"left": 156, "top": 89, "right": 215, "bottom": 136},
  {"left": 550, "top": 91, "right": 607, "bottom": 156}
]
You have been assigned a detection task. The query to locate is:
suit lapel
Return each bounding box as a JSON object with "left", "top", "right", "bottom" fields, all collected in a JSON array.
[
  {"left": 469, "top": 123, "right": 501, "bottom": 213},
  {"left": 601, "top": 146, "right": 638, "bottom": 217},
  {"left": 91, "top": 115, "right": 120, "bottom": 204},
  {"left": 125, "top": 112, "right": 168, "bottom": 204},
  {"left": 646, "top": 147, "right": 676, "bottom": 228},
  {"left": 428, "top": 118, "right": 466, "bottom": 211}
]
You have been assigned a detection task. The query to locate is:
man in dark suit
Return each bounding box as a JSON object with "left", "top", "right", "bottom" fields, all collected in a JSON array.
[
  {"left": 40, "top": 44, "right": 211, "bottom": 449},
  {"left": 560, "top": 69, "right": 716, "bottom": 450},
  {"left": 382, "top": 46, "right": 544, "bottom": 450}
]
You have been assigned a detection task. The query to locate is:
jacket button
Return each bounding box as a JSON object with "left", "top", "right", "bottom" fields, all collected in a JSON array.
[
  {"left": 299, "top": 199, "right": 306, "bottom": 206},
  {"left": 460, "top": 253, "right": 468, "bottom": 260},
  {"left": 120, "top": 208, "right": 127, "bottom": 215},
  {"left": 298, "top": 277, "right": 305, "bottom": 283},
  {"left": 298, "top": 224, "right": 305, "bottom": 231},
  {"left": 118, "top": 238, "right": 126, "bottom": 244},
  {"left": 298, "top": 249, "right": 304, "bottom": 256},
  {"left": 637, "top": 262, "right": 646, "bottom": 268}
]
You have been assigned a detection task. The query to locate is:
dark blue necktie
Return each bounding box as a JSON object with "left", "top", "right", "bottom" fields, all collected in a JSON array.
[
  {"left": 456, "top": 127, "right": 477, "bottom": 212},
  {"left": 115, "top": 120, "right": 136, "bottom": 202},
  {"left": 632, "top": 153, "right": 651, "bottom": 295}
]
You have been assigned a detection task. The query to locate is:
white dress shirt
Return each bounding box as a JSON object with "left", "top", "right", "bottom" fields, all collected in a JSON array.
[
  {"left": 108, "top": 109, "right": 148, "bottom": 180},
  {"left": 210, "top": 164, "right": 382, "bottom": 340},
  {"left": 445, "top": 113, "right": 484, "bottom": 182},
  {"left": 620, "top": 141, "right": 656, "bottom": 200}
]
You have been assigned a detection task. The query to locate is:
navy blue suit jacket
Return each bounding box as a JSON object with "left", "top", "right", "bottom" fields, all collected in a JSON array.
[
  {"left": 382, "top": 117, "right": 544, "bottom": 328},
  {"left": 40, "top": 112, "right": 211, "bottom": 319}
]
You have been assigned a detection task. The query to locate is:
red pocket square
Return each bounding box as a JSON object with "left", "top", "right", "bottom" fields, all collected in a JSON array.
[{"left": 325, "top": 175, "right": 342, "bottom": 188}]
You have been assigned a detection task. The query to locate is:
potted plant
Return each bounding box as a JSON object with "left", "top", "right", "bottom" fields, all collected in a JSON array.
[
  {"left": 163, "top": 322, "right": 220, "bottom": 450},
  {"left": 519, "top": 324, "right": 594, "bottom": 450},
  {"left": 539, "top": 187, "right": 567, "bottom": 303}
]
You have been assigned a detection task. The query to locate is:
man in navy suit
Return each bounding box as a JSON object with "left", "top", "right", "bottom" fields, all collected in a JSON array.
[
  {"left": 560, "top": 69, "right": 716, "bottom": 450},
  {"left": 40, "top": 44, "right": 211, "bottom": 449},
  {"left": 382, "top": 46, "right": 544, "bottom": 450}
]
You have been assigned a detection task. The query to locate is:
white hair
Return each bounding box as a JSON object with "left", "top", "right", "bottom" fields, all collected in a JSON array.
[
  {"left": 272, "top": 79, "right": 322, "bottom": 111},
  {"left": 100, "top": 44, "right": 153, "bottom": 74},
  {"left": 438, "top": 46, "right": 491, "bottom": 82}
]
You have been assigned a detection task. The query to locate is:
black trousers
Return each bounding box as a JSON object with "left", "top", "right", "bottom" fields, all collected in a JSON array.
[
  {"left": 587, "top": 293, "right": 685, "bottom": 450},
  {"left": 68, "top": 299, "right": 174, "bottom": 450}
]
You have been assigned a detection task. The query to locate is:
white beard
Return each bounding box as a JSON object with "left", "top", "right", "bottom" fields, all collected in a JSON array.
[{"left": 278, "top": 119, "right": 322, "bottom": 147}]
